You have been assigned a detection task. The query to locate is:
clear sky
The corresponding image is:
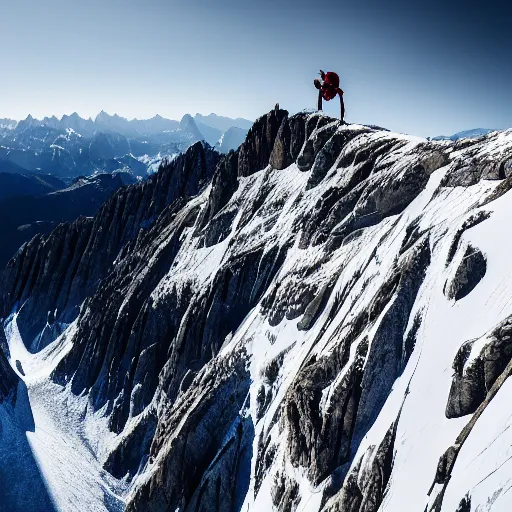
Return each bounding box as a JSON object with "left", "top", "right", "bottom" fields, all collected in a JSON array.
[{"left": 1, "top": 0, "right": 510, "bottom": 136}]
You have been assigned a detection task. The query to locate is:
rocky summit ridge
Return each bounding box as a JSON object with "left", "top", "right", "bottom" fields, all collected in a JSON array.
[{"left": 1, "top": 109, "right": 512, "bottom": 512}]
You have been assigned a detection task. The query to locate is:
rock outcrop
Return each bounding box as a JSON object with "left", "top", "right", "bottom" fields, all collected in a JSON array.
[
  {"left": 446, "top": 315, "right": 512, "bottom": 418},
  {"left": 445, "top": 244, "right": 486, "bottom": 301}
]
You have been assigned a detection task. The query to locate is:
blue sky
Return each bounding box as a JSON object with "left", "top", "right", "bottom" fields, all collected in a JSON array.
[{"left": 1, "top": 0, "right": 510, "bottom": 136}]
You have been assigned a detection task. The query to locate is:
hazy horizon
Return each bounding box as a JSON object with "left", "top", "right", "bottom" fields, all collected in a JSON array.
[
  {"left": 8, "top": 111, "right": 254, "bottom": 123},
  {"left": 2, "top": 0, "right": 511, "bottom": 136},
  {"left": 4, "top": 110, "right": 504, "bottom": 139}
]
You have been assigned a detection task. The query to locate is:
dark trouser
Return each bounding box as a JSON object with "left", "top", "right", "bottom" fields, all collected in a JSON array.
[{"left": 317, "top": 90, "right": 345, "bottom": 123}]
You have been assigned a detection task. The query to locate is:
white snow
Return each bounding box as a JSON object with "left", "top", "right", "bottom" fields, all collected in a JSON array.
[{"left": 2, "top": 314, "right": 127, "bottom": 512}]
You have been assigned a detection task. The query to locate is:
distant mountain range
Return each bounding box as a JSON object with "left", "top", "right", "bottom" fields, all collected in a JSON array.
[
  {"left": 0, "top": 172, "right": 131, "bottom": 267},
  {"left": 0, "top": 111, "right": 252, "bottom": 180},
  {"left": 432, "top": 128, "right": 496, "bottom": 141}
]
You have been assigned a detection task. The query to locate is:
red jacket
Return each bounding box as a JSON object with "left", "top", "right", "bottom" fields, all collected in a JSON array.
[{"left": 321, "top": 72, "right": 343, "bottom": 101}]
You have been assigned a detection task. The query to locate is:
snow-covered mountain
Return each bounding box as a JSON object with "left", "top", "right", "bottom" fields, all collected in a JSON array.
[
  {"left": 1, "top": 108, "right": 512, "bottom": 512},
  {"left": 432, "top": 128, "right": 496, "bottom": 141},
  {"left": 0, "top": 112, "right": 253, "bottom": 180},
  {"left": 216, "top": 125, "right": 250, "bottom": 153},
  {"left": 0, "top": 118, "right": 16, "bottom": 130},
  {"left": 194, "top": 112, "right": 253, "bottom": 132}
]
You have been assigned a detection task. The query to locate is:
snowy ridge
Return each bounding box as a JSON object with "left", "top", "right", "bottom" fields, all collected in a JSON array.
[{"left": 1, "top": 110, "right": 512, "bottom": 511}]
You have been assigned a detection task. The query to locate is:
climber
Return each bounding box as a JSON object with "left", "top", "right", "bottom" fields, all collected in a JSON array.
[{"left": 314, "top": 70, "right": 345, "bottom": 123}]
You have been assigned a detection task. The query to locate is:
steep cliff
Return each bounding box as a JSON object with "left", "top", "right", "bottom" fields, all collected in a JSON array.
[{"left": 1, "top": 109, "right": 512, "bottom": 512}]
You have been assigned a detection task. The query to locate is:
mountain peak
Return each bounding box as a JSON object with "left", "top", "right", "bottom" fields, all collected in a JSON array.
[
  {"left": 16, "top": 114, "right": 42, "bottom": 130},
  {"left": 194, "top": 112, "right": 253, "bottom": 132},
  {"left": 179, "top": 114, "right": 203, "bottom": 141}
]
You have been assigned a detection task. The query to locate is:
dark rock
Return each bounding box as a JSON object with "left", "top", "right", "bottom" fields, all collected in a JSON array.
[
  {"left": 353, "top": 240, "right": 430, "bottom": 440},
  {"left": 238, "top": 109, "right": 288, "bottom": 177},
  {"left": 255, "top": 344, "right": 295, "bottom": 421},
  {"left": 402, "top": 311, "right": 422, "bottom": 372},
  {"left": 433, "top": 445, "right": 459, "bottom": 485},
  {"left": 456, "top": 495, "right": 472, "bottom": 512},
  {"left": 126, "top": 352, "right": 251, "bottom": 512},
  {"left": 283, "top": 242, "right": 428, "bottom": 487},
  {"left": 15, "top": 360, "right": 25, "bottom": 376},
  {"left": 270, "top": 116, "right": 293, "bottom": 170},
  {"left": 186, "top": 415, "right": 254, "bottom": 512},
  {"left": 446, "top": 212, "right": 490, "bottom": 266},
  {"left": 195, "top": 150, "right": 239, "bottom": 246},
  {"left": 297, "top": 282, "right": 335, "bottom": 331},
  {"left": 52, "top": 228, "right": 286, "bottom": 437},
  {"left": 445, "top": 244, "right": 486, "bottom": 300},
  {"left": 0, "top": 347, "right": 18, "bottom": 405},
  {"left": 446, "top": 315, "right": 512, "bottom": 418},
  {"left": 104, "top": 408, "right": 158, "bottom": 479},
  {"left": 271, "top": 472, "right": 300, "bottom": 512},
  {"left": 445, "top": 340, "right": 486, "bottom": 419},
  {"left": 196, "top": 150, "right": 239, "bottom": 234},
  {"left": 502, "top": 158, "right": 512, "bottom": 179},
  {"left": 307, "top": 131, "right": 346, "bottom": 189},
  {"left": 479, "top": 177, "right": 512, "bottom": 206},
  {"left": 301, "top": 145, "right": 445, "bottom": 251},
  {"left": 440, "top": 138, "right": 511, "bottom": 188},
  {"left": 285, "top": 339, "right": 368, "bottom": 484},
  {"left": 289, "top": 114, "right": 307, "bottom": 160},
  {"left": 442, "top": 155, "right": 504, "bottom": 187},
  {"left": 254, "top": 431, "right": 277, "bottom": 495},
  {"left": 297, "top": 120, "right": 339, "bottom": 172},
  {"left": 325, "top": 419, "right": 398, "bottom": 512}
]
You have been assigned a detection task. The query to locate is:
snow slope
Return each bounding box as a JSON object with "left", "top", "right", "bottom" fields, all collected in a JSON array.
[{"left": 2, "top": 315, "right": 126, "bottom": 511}]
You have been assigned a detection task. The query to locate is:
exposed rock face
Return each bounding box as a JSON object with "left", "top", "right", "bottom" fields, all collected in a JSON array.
[
  {"left": 272, "top": 472, "right": 301, "bottom": 512},
  {"left": 0, "top": 343, "right": 18, "bottom": 404},
  {"left": 445, "top": 211, "right": 490, "bottom": 266},
  {"left": 238, "top": 108, "right": 288, "bottom": 177},
  {"left": 441, "top": 146, "right": 512, "bottom": 187},
  {"left": 1, "top": 142, "right": 220, "bottom": 350},
  {"left": 445, "top": 339, "right": 485, "bottom": 418},
  {"left": 269, "top": 116, "right": 293, "bottom": 171},
  {"left": 126, "top": 351, "right": 251, "bottom": 512},
  {"left": 283, "top": 240, "right": 429, "bottom": 487},
  {"left": 195, "top": 149, "right": 240, "bottom": 246},
  {"left": 445, "top": 244, "right": 486, "bottom": 301},
  {"left": 353, "top": 240, "right": 430, "bottom": 439},
  {"left": 446, "top": 315, "right": 512, "bottom": 418},
  {"left": 429, "top": 313, "right": 512, "bottom": 511},
  {"left": 324, "top": 419, "right": 398, "bottom": 512},
  {"left": 2, "top": 111, "right": 512, "bottom": 512},
  {"left": 456, "top": 495, "right": 472, "bottom": 512}
]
